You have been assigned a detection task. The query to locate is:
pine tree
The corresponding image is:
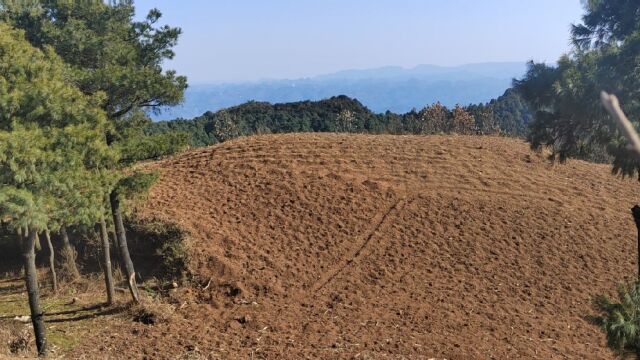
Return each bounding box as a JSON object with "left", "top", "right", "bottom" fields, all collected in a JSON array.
[
  {"left": 514, "top": 0, "right": 640, "bottom": 172},
  {"left": 1, "top": 1, "right": 188, "bottom": 303},
  {"left": 0, "top": 23, "right": 115, "bottom": 354}
]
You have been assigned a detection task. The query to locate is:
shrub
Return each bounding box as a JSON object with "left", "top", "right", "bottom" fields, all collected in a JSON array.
[{"left": 590, "top": 281, "right": 640, "bottom": 355}]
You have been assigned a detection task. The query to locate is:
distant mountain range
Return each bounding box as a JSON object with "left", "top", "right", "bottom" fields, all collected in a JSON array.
[{"left": 154, "top": 62, "right": 527, "bottom": 120}]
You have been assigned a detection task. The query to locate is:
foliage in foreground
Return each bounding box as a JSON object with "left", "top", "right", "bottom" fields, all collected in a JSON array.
[
  {"left": 514, "top": 0, "right": 640, "bottom": 171},
  {"left": 590, "top": 281, "right": 640, "bottom": 355}
]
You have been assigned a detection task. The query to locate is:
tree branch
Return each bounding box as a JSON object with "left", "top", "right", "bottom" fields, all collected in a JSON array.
[
  {"left": 108, "top": 104, "right": 135, "bottom": 120},
  {"left": 601, "top": 91, "right": 640, "bottom": 158},
  {"left": 107, "top": 98, "right": 162, "bottom": 119}
]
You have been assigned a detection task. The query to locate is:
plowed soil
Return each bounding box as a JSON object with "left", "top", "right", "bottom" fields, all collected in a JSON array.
[{"left": 86, "top": 134, "right": 639, "bottom": 358}]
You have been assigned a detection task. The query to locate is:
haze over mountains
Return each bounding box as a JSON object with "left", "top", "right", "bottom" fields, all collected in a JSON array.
[{"left": 155, "top": 62, "right": 527, "bottom": 120}]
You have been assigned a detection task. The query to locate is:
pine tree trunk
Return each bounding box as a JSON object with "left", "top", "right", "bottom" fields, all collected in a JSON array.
[
  {"left": 111, "top": 230, "right": 121, "bottom": 267},
  {"left": 23, "top": 227, "right": 47, "bottom": 356},
  {"left": 632, "top": 205, "right": 640, "bottom": 279},
  {"left": 25, "top": 226, "right": 42, "bottom": 252},
  {"left": 43, "top": 229, "right": 57, "bottom": 293},
  {"left": 99, "top": 214, "right": 115, "bottom": 305},
  {"left": 109, "top": 190, "right": 140, "bottom": 303},
  {"left": 59, "top": 225, "right": 80, "bottom": 280}
]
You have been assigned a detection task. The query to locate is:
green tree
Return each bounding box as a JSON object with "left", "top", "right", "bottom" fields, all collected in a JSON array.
[
  {"left": 0, "top": 23, "right": 116, "bottom": 354},
  {"left": 591, "top": 282, "right": 640, "bottom": 356},
  {"left": 0, "top": 1, "right": 187, "bottom": 120},
  {"left": 46, "top": 123, "right": 118, "bottom": 299},
  {"left": 0, "top": 124, "right": 111, "bottom": 357},
  {"left": 514, "top": 0, "right": 640, "bottom": 171},
  {"left": 1, "top": 0, "right": 188, "bottom": 303}
]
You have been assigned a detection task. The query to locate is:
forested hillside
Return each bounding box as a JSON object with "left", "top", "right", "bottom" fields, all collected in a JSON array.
[{"left": 146, "top": 89, "right": 531, "bottom": 147}]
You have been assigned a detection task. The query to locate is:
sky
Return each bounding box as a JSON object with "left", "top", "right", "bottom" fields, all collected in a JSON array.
[{"left": 134, "top": 0, "right": 585, "bottom": 84}]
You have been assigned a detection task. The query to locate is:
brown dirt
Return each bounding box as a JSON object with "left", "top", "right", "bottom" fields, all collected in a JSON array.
[{"left": 81, "top": 134, "right": 639, "bottom": 358}]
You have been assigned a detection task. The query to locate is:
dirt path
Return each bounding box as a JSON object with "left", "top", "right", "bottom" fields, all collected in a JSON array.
[{"left": 307, "top": 195, "right": 411, "bottom": 296}]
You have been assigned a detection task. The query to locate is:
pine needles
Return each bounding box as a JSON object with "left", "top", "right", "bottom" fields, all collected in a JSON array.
[{"left": 591, "top": 282, "right": 640, "bottom": 355}]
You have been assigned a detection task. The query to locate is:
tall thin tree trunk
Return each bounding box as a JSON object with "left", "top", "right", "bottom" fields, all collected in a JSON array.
[
  {"left": 109, "top": 190, "right": 140, "bottom": 303},
  {"left": 632, "top": 205, "right": 640, "bottom": 279},
  {"left": 106, "top": 216, "right": 122, "bottom": 271},
  {"left": 99, "top": 214, "right": 115, "bottom": 305},
  {"left": 43, "top": 229, "right": 57, "bottom": 294},
  {"left": 59, "top": 225, "right": 80, "bottom": 280},
  {"left": 110, "top": 229, "right": 122, "bottom": 270},
  {"left": 23, "top": 227, "right": 47, "bottom": 356}
]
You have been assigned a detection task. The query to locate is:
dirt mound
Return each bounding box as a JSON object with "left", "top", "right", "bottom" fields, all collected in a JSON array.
[{"left": 116, "top": 134, "right": 637, "bottom": 358}]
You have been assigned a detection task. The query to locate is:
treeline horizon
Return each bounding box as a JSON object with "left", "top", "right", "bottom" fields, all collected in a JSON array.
[{"left": 146, "top": 88, "right": 532, "bottom": 147}]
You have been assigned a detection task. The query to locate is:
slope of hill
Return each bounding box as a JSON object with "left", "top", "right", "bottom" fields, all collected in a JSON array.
[
  {"left": 153, "top": 62, "right": 526, "bottom": 120},
  {"left": 86, "top": 134, "right": 636, "bottom": 358}
]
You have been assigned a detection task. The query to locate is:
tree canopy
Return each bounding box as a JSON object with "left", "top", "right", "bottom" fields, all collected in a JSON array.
[
  {"left": 0, "top": 22, "right": 113, "bottom": 232},
  {"left": 0, "top": 0, "right": 187, "bottom": 123},
  {"left": 515, "top": 0, "right": 640, "bottom": 173},
  {"left": 1, "top": 0, "right": 190, "bottom": 213}
]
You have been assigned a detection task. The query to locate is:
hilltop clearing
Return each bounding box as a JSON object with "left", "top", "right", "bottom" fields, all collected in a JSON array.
[{"left": 7, "top": 133, "right": 636, "bottom": 359}]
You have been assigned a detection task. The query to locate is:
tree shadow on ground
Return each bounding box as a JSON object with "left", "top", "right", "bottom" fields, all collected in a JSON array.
[
  {"left": 47, "top": 303, "right": 127, "bottom": 323},
  {"left": 0, "top": 302, "right": 127, "bottom": 322},
  {"left": 0, "top": 278, "right": 21, "bottom": 284},
  {"left": 46, "top": 303, "right": 105, "bottom": 316},
  {"left": 0, "top": 283, "right": 23, "bottom": 294}
]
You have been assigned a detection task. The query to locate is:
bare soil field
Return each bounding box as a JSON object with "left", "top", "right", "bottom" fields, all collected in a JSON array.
[{"left": 3, "top": 133, "right": 639, "bottom": 359}]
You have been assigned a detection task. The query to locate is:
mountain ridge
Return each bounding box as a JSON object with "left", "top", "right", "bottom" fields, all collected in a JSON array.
[{"left": 155, "top": 62, "right": 527, "bottom": 120}]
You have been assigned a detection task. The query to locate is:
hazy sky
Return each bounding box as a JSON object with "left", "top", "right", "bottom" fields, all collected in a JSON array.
[{"left": 134, "top": 0, "right": 584, "bottom": 84}]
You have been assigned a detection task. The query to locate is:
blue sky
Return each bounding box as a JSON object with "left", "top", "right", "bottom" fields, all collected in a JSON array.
[{"left": 134, "top": 0, "right": 584, "bottom": 83}]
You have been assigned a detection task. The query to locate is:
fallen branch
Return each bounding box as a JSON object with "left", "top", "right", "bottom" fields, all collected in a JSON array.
[{"left": 601, "top": 91, "right": 640, "bottom": 157}]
